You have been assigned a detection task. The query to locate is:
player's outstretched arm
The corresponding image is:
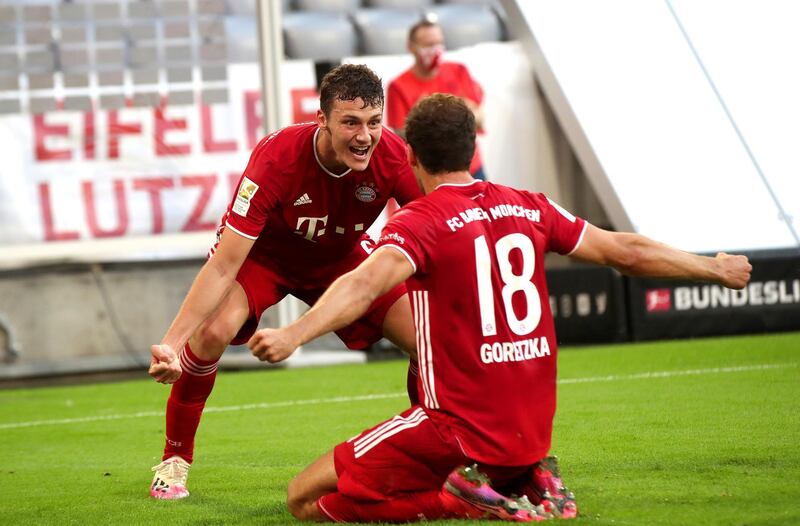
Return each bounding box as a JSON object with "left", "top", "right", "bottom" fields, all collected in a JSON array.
[
  {"left": 570, "top": 224, "right": 752, "bottom": 289},
  {"left": 248, "top": 247, "right": 414, "bottom": 363},
  {"left": 148, "top": 228, "right": 254, "bottom": 383}
]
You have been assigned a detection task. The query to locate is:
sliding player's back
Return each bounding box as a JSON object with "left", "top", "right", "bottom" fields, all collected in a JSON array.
[{"left": 378, "top": 179, "right": 587, "bottom": 466}]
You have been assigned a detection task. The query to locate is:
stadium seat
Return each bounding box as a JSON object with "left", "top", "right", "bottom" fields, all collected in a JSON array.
[
  {"left": 283, "top": 11, "right": 358, "bottom": 60},
  {"left": 295, "top": 0, "right": 362, "bottom": 12},
  {"left": 436, "top": 0, "right": 495, "bottom": 5},
  {"left": 228, "top": 0, "right": 293, "bottom": 16},
  {"left": 438, "top": 0, "right": 508, "bottom": 31},
  {"left": 364, "top": 0, "right": 434, "bottom": 9},
  {"left": 426, "top": 4, "right": 503, "bottom": 49},
  {"left": 352, "top": 8, "right": 423, "bottom": 55},
  {"left": 225, "top": 16, "right": 258, "bottom": 62},
  {"left": 227, "top": 0, "right": 256, "bottom": 16}
]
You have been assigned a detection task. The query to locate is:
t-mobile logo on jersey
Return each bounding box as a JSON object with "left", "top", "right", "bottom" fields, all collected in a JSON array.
[
  {"left": 645, "top": 288, "right": 672, "bottom": 312},
  {"left": 295, "top": 215, "right": 328, "bottom": 241}
]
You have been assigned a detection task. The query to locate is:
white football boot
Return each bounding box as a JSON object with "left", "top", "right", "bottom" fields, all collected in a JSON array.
[{"left": 150, "top": 456, "right": 191, "bottom": 500}]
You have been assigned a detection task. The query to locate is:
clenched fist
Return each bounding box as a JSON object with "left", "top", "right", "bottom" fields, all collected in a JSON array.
[
  {"left": 248, "top": 328, "right": 298, "bottom": 364},
  {"left": 149, "top": 344, "right": 182, "bottom": 384},
  {"left": 715, "top": 252, "right": 752, "bottom": 290}
]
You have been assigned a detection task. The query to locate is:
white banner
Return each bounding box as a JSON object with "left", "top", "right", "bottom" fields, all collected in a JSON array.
[
  {"left": 0, "top": 62, "right": 318, "bottom": 247},
  {"left": 0, "top": 43, "right": 538, "bottom": 265}
]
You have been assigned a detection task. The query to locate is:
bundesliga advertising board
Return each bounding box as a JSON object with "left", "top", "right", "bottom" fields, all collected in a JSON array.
[{"left": 628, "top": 254, "right": 800, "bottom": 340}]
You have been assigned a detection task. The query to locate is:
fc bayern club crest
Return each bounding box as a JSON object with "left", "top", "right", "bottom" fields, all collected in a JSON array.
[{"left": 355, "top": 182, "right": 378, "bottom": 203}]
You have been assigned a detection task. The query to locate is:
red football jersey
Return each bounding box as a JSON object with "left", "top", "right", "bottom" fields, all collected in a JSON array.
[
  {"left": 387, "top": 63, "right": 484, "bottom": 173},
  {"left": 376, "top": 180, "right": 587, "bottom": 466},
  {"left": 219, "top": 123, "right": 422, "bottom": 284}
]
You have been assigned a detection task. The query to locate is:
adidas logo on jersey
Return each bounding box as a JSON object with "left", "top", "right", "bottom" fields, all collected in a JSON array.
[{"left": 293, "top": 193, "right": 312, "bottom": 206}]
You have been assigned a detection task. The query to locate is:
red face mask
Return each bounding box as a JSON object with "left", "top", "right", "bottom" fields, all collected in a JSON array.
[{"left": 418, "top": 45, "right": 444, "bottom": 71}]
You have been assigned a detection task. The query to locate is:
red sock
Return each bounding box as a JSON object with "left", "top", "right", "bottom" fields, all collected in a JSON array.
[
  {"left": 407, "top": 360, "right": 420, "bottom": 406},
  {"left": 163, "top": 343, "right": 219, "bottom": 463},
  {"left": 317, "top": 490, "right": 446, "bottom": 523}
]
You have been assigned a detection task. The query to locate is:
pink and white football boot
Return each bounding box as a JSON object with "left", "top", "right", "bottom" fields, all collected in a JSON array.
[
  {"left": 522, "top": 456, "right": 578, "bottom": 519},
  {"left": 441, "top": 464, "right": 553, "bottom": 522},
  {"left": 150, "top": 456, "right": 191, "bottom": 500}
]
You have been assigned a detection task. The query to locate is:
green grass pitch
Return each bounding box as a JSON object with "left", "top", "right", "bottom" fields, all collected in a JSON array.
[{"left": 1, "top": 332, "right": 798, "bottom": 525}]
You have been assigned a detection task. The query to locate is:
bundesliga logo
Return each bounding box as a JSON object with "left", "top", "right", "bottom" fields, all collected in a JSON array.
[{"left": 645, "top": 288, "right": 672, "bottom": 312}]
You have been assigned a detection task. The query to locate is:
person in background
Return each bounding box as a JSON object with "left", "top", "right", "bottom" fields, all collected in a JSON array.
[{"left": 387, "top": 16, "right": 488, "bottom": 181}]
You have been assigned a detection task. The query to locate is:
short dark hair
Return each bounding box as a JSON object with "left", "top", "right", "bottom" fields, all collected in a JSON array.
[
  {"left": 408, "top": 19, "right": 438, "bottom": 43},
  {"left": 319, "top": 64, "right": 384, "bottom": 117},
  {"left": 405, "top": 93, "right": 475, "bottom": 174}
]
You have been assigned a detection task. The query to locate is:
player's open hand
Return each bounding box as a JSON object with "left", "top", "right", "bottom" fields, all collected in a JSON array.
[
  {"left": 149, "top": 344, "right": 182, "bottom": 384},
  {"left": 248, "top": 328, "right": 297, "bottom": 363},
  {"left": 715, "top": 252, "right": 752, "bottom": 290}
]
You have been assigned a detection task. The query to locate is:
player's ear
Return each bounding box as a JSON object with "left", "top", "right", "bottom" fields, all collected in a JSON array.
[
  {"left": 406, "top": 144, "right": 418, "bottom": 167},
  {"left": 316, "top": 109, "right": 327, "bottom": 130}
]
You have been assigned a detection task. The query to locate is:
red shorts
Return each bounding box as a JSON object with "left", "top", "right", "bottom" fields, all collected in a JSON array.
[
  {"left": 230, "top": 255, "right": 406, "bottom": 349},
  {"left": 330, "top": 406, "right": 536, "bottom": 502},
  {"left": 332, "top": 406, "right": 468, "bottom": 500}
]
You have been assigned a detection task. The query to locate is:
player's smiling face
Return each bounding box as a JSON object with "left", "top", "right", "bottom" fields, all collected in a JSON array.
[{"left": 318, "top": 98, "right": 383, "bottom": 172}]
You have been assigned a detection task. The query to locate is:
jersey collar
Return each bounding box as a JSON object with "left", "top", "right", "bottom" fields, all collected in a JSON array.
[
  {"left": 434, "top": 179, "right": 482, "bottom": 191},
  {"left": 313, "top": 127, "right": 352, "bottom": 179}
]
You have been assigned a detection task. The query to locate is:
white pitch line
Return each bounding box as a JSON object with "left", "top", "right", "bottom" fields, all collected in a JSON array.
[
  {"left": 0, "top": 362, "right": 796, "bottom": 430},
  {"left": 0, "top": 392, "right": 405, "bottom": 430},
  {"left": 557, "top": 362, "right": 797, "bottom": 385}
]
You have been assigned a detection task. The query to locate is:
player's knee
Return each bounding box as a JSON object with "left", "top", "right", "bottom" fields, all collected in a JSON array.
[
  {"left": 286, "top": 498, "right": 309, "bottom": 521},
  {"left": 383, "top": 299, "right": 417, "bottom": 357},
  {"left": 286, "top": 481, "right": 314, "bottom": 521},
  {"left": 194, "top": 319, "right": 236, "bottom": 355}
]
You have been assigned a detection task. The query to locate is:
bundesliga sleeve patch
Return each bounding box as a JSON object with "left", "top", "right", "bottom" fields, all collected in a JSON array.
[{"left": 233, "top": 177, "right": 259, "bottom": 216}]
